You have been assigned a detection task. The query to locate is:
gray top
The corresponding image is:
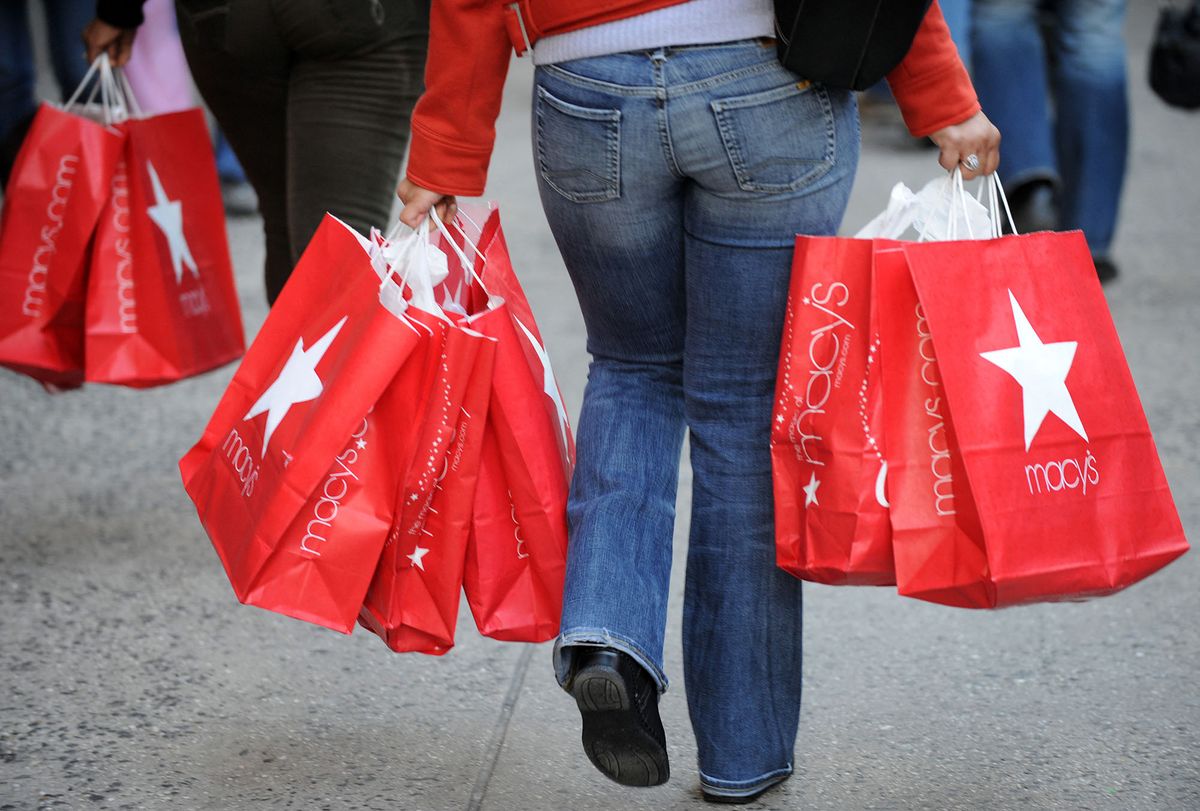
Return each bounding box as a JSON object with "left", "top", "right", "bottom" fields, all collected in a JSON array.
[{"left": 532, "top": 0, "right": 776, "bottom": 66}]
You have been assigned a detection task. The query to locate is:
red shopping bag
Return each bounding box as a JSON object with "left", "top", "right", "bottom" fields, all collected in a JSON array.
[
  {"left": 243, "top": 383, "right": 406, "bottom": 633},
  {"left": 0, "top": 103, "right": 121, "bottom": 386},
  {"left": 180, "top": 215, "right": 425, "bottom": 629},
  {"left": 464, "top": 300, "right": 571, "bottom": 642},
  {"left": 772, "top": 237, "right": 893, "bottom": 585},
  {"left": 360, "top": 314, "right": 496, "bottom": 654},
  {"left": 876, "top": 244, "right": 987, "bottom": 606},
  {"left": 878, "top": 232, "right": 1188, "bottom": 607},
  {"left": 440, "top": 212, "right": 572, "bottom": 642},
  {"left": 467, "top": 210, "right": 576, "bottom": 475},
  {"left": 85, "top": 109, "right": 244, "bottom": 386}
]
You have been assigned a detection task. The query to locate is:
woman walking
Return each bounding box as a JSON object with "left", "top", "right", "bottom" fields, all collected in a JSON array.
[{"left": 401, "top": 0, "right": 997, "bottom": 803}]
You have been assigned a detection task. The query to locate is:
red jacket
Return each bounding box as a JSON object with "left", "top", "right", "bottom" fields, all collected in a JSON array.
[{"left": 407, "top": 0, "right": 979, "bottom": 197}]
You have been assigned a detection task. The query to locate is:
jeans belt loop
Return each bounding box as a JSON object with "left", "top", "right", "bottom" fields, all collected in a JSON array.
[{"left": 506, "top": 2, "right": 534, "bottom": 58}]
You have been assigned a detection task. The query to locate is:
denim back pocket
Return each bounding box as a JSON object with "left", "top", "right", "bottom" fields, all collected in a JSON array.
[
  {"left": 710, "top": 81, "right": 836, "bottom": 194},
  {"left": 535, "top": 86, "right": 621, "bottom": 204}
]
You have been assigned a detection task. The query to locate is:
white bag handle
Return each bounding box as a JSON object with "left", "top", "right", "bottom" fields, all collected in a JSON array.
[
  {"left": 984, "top": 172, "right": 1018, "bottom": 238},
  {"left": 63, "top": 54, "right": 107, "bottom": 112},
  {"left": 430, "top": 207, "right": 492, "bottom": 295},
  {"left": 63, "top": 55, "right": 122, "bottom": 126}
]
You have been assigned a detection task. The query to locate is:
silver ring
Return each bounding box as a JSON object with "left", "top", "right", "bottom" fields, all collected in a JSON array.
[{"left": 961, "top": 154, "right": 980, "bottom": 172}]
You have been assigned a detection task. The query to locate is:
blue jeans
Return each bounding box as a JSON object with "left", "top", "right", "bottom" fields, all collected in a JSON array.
[
  {"left": 971, "top": 0, "right": 1128, "bottom": 256},
  {"left": 0, "top": 0, "right": 93, "bottom": 141},
  {"left": 534, "top": 41, "right": 859, "bottom": 792}
]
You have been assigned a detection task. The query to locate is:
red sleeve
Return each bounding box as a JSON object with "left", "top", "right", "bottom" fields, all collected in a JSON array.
[
  {"left": 885, "top": 0, "right": 980, "bottom": 137},
  {"left": 405, "top": 0, "right": 514, "bottom": 197}
]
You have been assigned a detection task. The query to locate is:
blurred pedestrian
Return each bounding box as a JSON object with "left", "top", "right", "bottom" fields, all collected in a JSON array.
[
  {"left": 0, "top": 0, "right": 94, "bottom": 186},
  {"left": 84, "top": 0, "right": 430, "bottom": 304},
  {"left": 972, "top": 0, "right": 1128, "bottom": 282},
  {"left": 400, "top": 0, "right": 997, "bottom": 803},
  {"left": 118, "top": 0, "right": 258, "bottom": 217}
]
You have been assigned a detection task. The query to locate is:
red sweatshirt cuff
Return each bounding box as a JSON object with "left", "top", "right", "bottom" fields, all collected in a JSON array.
[{"left": 890, "top": 62, "right": 981, "bottom": 137}]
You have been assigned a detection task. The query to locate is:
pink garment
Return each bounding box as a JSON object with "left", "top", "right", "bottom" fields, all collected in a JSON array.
[{"left": 124, "top": 0, "right": 193, "bottom": 115}]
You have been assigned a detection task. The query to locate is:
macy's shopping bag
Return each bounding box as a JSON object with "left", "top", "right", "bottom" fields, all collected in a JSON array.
[
  {"left": 414, "top": 206, "right": 575, "bottom": 642},
  {"left": 772, "top": 236, "right": 893, "bottom": 585},
  {"left": 769, "top": 176, "right": 991, "bottom": 586},
  {"left": 351, "top": 217, "right": 495, "bottom": 653},
  {"left": 878, "top": 230, "right": 1188, "bottom": 607},
  {"left": 0, "top": 95, "right": 122, "bottom": 385},
  {"left": 360, "top": 310, "right": 496, "bottom": 654},
  {"left": 86, "top": 105, "right": 244, "bottom": 387},
  {"left": 180, "top": 214, "right": 426, "bottom": 632},
  {"left": 455, "top": 209, "right": 574, "bottom": 642}
]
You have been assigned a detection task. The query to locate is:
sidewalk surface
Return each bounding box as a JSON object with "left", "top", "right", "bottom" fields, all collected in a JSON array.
[{"left": 2, "top": 7, "right": 1197, "bottom": 810}]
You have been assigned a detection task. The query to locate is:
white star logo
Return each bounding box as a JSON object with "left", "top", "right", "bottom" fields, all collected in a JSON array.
[
  {"left": 355, "top": 439, "right": 367, "bottom": 450},
  {"left": 802, "top": 472, "right": 821, "bottom": 507},
  {"left": 244, "top": 317, "right": 348, "bottom": 455},
  {"left": 979, "top": 291, "right": 1088, "bottom": 451},
  {"left": 145, "top": 161, "right": 198, "bottom": 285},
  {"left": 514, "top": 317, "right": 571, "bottom": 459},
  {"left": 407, "top": 546, "right": 429, "bottom": 571}
]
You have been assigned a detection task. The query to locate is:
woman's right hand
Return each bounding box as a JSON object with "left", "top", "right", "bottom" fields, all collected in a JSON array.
[
  {"left": 398, "top": 178, "right": 457, "bottom": 229},
  {"left": 82, "top": 19, "right": 137, "bottom": 67}
]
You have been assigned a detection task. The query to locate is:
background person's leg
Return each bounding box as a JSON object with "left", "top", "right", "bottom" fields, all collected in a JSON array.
[
  {"left": 176, "top": 0, "right": 290, "bottom": 303},
  {"left": 0, "top": 1, "right": 36, "bottom": 185},
  {"left": 280, "top": 0, "right": 428, "bottom": 302},
  {"left": 1050, "top": 0, "right": 1128, "bottom": 262},
  {"left": 940, "top": 0, "right": 974, "bottom": 71},
  {"left": 42, "top": 0, "right": 91, "bottom": 97},
  {"left": 972, "top": 0, "right": 1061, "bottom": 232}
]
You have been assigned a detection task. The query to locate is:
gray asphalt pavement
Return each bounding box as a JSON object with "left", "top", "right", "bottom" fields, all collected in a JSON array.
[{"left": 2, "top": 6, "right": 1197, "bottom": 810}]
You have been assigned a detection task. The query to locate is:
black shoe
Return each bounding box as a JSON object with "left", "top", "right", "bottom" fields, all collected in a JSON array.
[
  {"left": 1006, "top": 178, "right": 1059, "bottom": 234},
  {"left": 569, "top": 648, "right": 669, "bottom": 787},
  {"left": 1093, "top": 256, "right": 1119, "bottom": 285},
  {"left": 221, "top": 180, "right": 259, "bottom": 217},
  {"left": 701, "top": 772, "right": 791, "bottom": 804}
]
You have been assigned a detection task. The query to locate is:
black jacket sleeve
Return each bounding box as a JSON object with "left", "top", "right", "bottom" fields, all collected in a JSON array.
[{"left": 96, "top": 0, "right": 147, "bottom": 28}]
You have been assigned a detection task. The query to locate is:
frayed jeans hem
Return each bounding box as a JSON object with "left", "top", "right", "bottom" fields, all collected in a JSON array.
[
  {"left": 553, "top": 628, "right": 669, "bottom": 695},
  {"left": 699, "top": 764, "right": 793, "bottom": 795}
]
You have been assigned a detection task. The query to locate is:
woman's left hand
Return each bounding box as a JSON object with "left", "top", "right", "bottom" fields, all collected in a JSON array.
[{"left": 928, "top": 111, "right": 1001, "bottom": 180}]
